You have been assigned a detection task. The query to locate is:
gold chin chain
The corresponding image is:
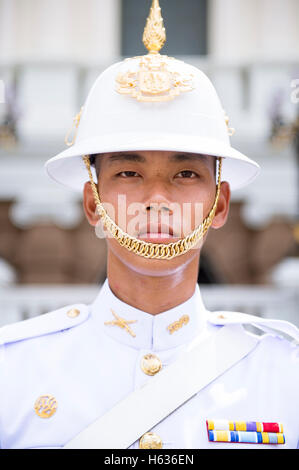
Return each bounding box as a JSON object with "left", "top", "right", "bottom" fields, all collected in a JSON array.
[{"left": 83, "top": 155, "right": 222, "bottom": 260}]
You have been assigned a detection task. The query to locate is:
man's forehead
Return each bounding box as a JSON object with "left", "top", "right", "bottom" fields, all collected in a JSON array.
[{"left": 99, "top": 151, "right": 214, "bottom": 165}]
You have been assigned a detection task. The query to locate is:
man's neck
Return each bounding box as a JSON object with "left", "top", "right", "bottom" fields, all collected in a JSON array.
[{"left": 107, "top": 250, "right": 200, "bottom": 315}]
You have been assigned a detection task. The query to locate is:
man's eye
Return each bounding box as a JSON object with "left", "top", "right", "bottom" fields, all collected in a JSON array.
[
  {"left": 117, "top": 171, "right": 140, "bottom": 177},
  {"left": 176, "top": 170, "right": 198, "bottom": 178}
]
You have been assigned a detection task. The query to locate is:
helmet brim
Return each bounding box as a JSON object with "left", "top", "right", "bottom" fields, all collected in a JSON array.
[{"left": 45, "top": 132, "right": 260, "bottom": 191}]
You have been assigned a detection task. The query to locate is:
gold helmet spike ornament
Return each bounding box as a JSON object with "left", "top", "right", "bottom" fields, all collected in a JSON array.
[
  {"left": 142, "top": 0, "right": 166, "bottom": 53},
  {"left": 116, "top": 0, "right": 194, "bottom": 102}
]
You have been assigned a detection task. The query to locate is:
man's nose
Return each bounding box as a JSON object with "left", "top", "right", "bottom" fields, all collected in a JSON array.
[
  {"left": 145, "top": 204, "right": 171, "bottom": 213},
  {"left": 143, "top": 180, "right": 174, "bottom": 214}
]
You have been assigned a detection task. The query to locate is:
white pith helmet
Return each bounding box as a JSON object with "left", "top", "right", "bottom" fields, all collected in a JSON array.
[{"left": 45, "top": 0, "right": 260, "bottom": 192}]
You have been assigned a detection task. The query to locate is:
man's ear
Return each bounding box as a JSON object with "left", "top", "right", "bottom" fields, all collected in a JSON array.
[
  {"left": 211, "top": 181, "right": 231, "bottom": 229},
  {"left": 83, "top": 181, "right": 99, "bottom": 227}
]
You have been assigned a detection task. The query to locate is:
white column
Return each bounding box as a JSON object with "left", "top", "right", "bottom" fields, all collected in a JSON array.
[
  {"left": 14, "top": 0, "right": 72, "bottom": 61},
  {"left": 0, "top": 0, "right": 18, "bottom": 61},
  {"left": 0, "top": 0, "right": 121, "bottom": 63},
  {"left": 258, "top": 0, "right": 299, "bottom": 60},
  {"left": 96, "top": 0, "right": 121, "bottom": 60},
  {"left": 208, "top": 0, "right": 299, "bottom": 62},
  {"left": 67, "top": 0, "right": 121, "bottom": 63},
  {"left": 208, "top": 0, "right": 259, "bottom": 62}
]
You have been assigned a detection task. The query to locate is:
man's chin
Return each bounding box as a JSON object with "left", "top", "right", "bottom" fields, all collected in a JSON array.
[{"left": 107, "top": 237, "right": 201, "bottom": 277}]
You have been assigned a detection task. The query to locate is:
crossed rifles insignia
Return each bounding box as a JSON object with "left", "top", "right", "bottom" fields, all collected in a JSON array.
[{"left": 104, "top": 309, "right": 137, "bottom": 338}]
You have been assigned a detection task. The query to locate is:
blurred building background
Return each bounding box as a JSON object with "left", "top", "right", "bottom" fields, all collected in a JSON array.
[{"left": 0, "top": 0, "right": 299, "bottom": 327}]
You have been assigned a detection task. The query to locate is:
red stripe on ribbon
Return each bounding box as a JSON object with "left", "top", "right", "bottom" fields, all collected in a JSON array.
[{"left": 262, "top": 423, "right": 280, "bottom": 433}]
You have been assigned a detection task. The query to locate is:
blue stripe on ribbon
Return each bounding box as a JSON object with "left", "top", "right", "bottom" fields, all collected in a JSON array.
[
  {"left": 257, "top": 432, "right": 263, "bottom": 443},
  {"left": 230, "top": 431, "right": 238, "bottom": 442},
  {"left": 238, "top": 432, "right": 257, "bottom": 443},
  {"left": 268, "top": 433, "right": 278, "bottom": 444}
]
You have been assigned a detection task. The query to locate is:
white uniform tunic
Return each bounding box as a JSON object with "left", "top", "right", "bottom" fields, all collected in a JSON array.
[{"left": 0, "top": 279, "right": 298, "bottom": 449}]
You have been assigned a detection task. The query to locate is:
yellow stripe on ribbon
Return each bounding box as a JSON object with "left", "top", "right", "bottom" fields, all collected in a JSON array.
[
  {"left": 277, "top": 433, "right": 285, "bottom": 444},
  {"left": 262, "top": 432, "right": 269, "bottom": 444},
  {"left": 216, "top": 431, "right": 230, "bottom": 442},
  {"left": 256, "top": 422, "right": 263, "bottom": 432},
  {"left": 235, "top": 421, "right": 247, "bottom": 431}
]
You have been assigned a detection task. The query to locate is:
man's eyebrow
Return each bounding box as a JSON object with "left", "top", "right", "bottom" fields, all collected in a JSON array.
[
  {"left": 105, "top": 152, "right": 211, "bottom": 165},
  {"left": 107, "top": 153, "right": 146, "bottom": 164},
  {"left": 104, "top": 153, "right": 209, "bottom": 164},
  {"left": 169, "top": 153, "right": 210, "bottom": 163}
]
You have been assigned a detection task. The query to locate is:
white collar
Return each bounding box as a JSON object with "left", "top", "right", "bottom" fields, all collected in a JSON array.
[{"left": 90, "top": 278, "right": 208, "bottom": 351}]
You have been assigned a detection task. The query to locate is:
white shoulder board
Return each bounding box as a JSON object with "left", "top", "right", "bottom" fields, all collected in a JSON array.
[
  {"left": 208, "top": 311, "right": 299, "bottom": 345},
  {"left": 0, "top": 303, "right": 90, "bottom": 346}
]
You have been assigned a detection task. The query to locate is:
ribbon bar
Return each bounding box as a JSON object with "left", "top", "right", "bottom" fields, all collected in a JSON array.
[
  {"left": 207, "top": 419, "right": 283, "bottom": 433},
  {"left": 208, "top": 430, "right": 285, "bottom": 444}
]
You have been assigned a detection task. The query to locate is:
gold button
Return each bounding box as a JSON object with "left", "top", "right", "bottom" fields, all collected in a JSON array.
[
  {"left": 67, "top": 308, "right": 80, "bottom": 318},
  {"left": 141, "top": 353, "right": 162, "bottom": 376},
  {"left": 139, "top": 432, "right": 163, "bottom": 449},
  {"left": 34, "top": 394, "right": 57, "bottom": 419},
  {"left": 217, "top": 314, "right": 226, "bottom": 319}
]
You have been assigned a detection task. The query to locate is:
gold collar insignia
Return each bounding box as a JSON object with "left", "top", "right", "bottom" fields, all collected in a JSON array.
[
  {"left": 104, "top": 308, "right": 137, "bottom": 337},
  {"left": 167, "top": 315, "right": 190, "bottom": 334}
]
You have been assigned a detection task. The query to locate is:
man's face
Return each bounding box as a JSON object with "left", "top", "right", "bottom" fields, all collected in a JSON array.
[{"left": 83, "top": 150, "right": 230, "bottom": 276}]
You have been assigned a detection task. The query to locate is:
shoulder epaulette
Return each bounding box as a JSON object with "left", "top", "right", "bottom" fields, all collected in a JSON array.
[
  {"left": 0, "top": 303, "right": 90, "bottom": 346},
  {"left": 208, "top": 310, "right": 299, "bottom": 344}
]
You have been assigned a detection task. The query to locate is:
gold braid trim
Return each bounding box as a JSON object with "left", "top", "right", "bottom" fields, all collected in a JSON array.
[{"left": 83, "top": 155, "right": 222, "bottom": 260}]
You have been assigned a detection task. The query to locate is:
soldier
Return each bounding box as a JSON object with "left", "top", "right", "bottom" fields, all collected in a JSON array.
[{"left": 0, "top": 1, "right": 298, "bottom": 449}]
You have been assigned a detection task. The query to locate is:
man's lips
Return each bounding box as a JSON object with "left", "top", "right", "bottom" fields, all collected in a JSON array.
[
  {"left": 138, "top": 223, "right": 174, "bottom": 237},
  {"left": 139, "top": 233, "right": 174, "bottom": 239},
  {"left": 137, "top": 234, "right": 180, "bottom": 244},
  {"left": 137, "top": 224, "right": 181, "bottom": 242}
]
